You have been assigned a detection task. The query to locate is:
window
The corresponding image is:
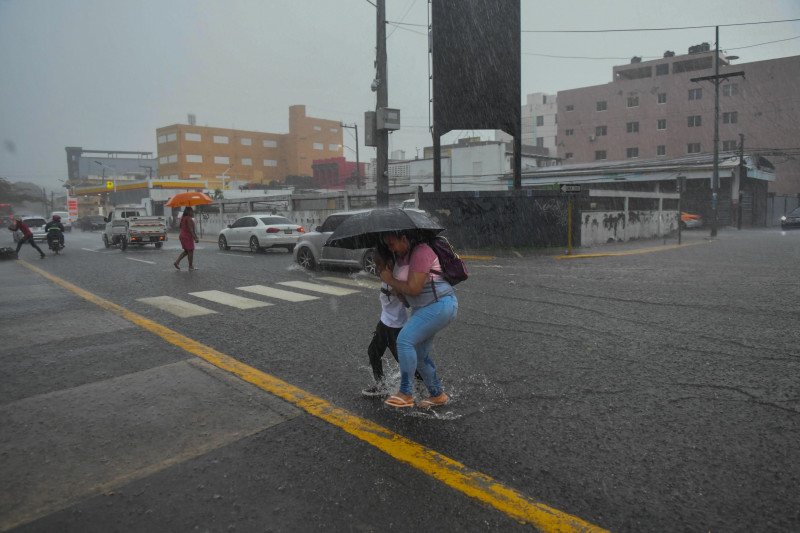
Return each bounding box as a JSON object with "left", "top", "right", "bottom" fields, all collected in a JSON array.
[
  {"left": 186, "top": 154, "right": 202, "bottom": 163},
  {"left": 722, "top": 140, "right": 738, "bottom": 151},
  {"left": 168, "top": 154, "right": 177, "bottom": 163},
  {"left": 656, "top": 63, "right": 669, "bottom": 76},
  {"left": 313, "top": 142, "right": 324, "bottom": 150},
  {"left": 231, "top": 217, "right": 256, "bottom": 229},
  {"left": 657, "top": 119, "right": 667, "bottom": 130},
  {"left": 596, "top": 100, "right": 607, "bottom": 111},
  {"left": 329, "top": 127, "right": 338, "bottom": 133},
  {"left": 319, "top": 214, "right": 347, "bottom": 233},
  {"left": 189, "top": 174, "right": 202, "bottom": 179},
  {"left": 328, "top": 143, "right": 339, "bottom": 151},
  {"left": 472, "top": 161, "right": 483, "bottom": 176},
  {"left": 688, "top": 88, "right": 703, "bottom": 100},
  {"left": 536, "top": 115, "right": 544, "bottom": 126},
  {"left": 262, "top": 139, "right": 278, "bottom": 148},
  {"left": 565, "top": 129, "right": 574, "bottom": 136},
  {"left": 213, "top": 135, "right": 229, "bottom": 144},
  {"left": 185, "top": 132, "right": 201, "bottom": 142},
  {"left": 240, "top": 137, "right": 252, "bottom": 146},
  {"left": 214, "top": 156, "right": 230, "bottom": 165},
  {"left": 627, "top": 96, "right": 639, "bottom": 108},
  {"left": 565, "top": 152, "right": 573, "bottom": 159},
  {"left": 626, "top": 147, "right": 639, "bottom": 158},
  {"left": 158, "top": 156, "right": 168, "bottom": 164},
  {"left": 166, "top": 132, "right": 176, "bottom": 142},
  {"left": 595, "top": 150, "right": 607, "bottom": 160},
  {"left": 657, "top": 93, "right": 667, "bottom": 104},
  {"left": 263, "top": 159, "right": 277, "bottom": 167},
  {"left": 241, "top": 158, "right": 252, "bottom": 166},
  {"left": 565, "top": 104, "right": 574, "bottom": 112},
  {"left": 687, "top": 143, "right": 701, "bottom": 154},
  {"left": 673, "top": 56, "right": 713, "bottom": 73},
  {"left": 723, "top": 83, "right": 739, "bottom": 97},
  {"left": 657, "top": 145, "right": 666, "bottom": 156},
  {"left": 688, "top": 115, "right": 702, "bottom": 127},
  {"left": 313, "top": 125, "right": 322, "bottom": 131},
  {"left": 157, "top": 135, "right": 167, "bottom": 144},
  {"left": 536, "top": 137, "right": 544, "bottom": 148},
  {"left": 595, "top": 125, "right": 607, "bottom": 136},
  {"left": 627, "top": 121, "right": 639, "bottom": 133},
  {"left": 723, "top": 111, "right": 738, "bottom": 124}
]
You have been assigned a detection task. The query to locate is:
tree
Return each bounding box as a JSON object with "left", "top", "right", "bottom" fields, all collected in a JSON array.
[
  {"left": 0, "top": 177, "right": 41, "bottom": 203},
  {"left": 213, "top": 188, "right": 224, "bottom": 200}
]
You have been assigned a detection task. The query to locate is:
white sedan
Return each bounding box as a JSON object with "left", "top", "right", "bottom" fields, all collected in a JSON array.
[{"left": 218, "top": 214, "right": 305, "bottom": 253}]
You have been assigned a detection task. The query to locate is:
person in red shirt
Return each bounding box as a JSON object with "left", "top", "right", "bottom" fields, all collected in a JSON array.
[{"left": 9, "top": 217, "right": 45, "bottom": 258}]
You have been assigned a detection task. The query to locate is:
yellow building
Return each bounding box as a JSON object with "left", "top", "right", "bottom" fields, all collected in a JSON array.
[{"left": 156, "top": 105, "right": 343, "bottom": 188}]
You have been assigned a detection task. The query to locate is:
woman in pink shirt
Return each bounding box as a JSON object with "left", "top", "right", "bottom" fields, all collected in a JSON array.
[
  {"left": 174, "top": 206, "right": 199, "bottom": 270},
  {"left": 379, "top": 232, "right": 458, "bottom": 409}
]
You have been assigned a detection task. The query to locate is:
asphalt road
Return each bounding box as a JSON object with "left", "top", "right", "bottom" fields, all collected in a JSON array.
[{"left": 1, "top": 227, "right": 799, "bottom": 532}]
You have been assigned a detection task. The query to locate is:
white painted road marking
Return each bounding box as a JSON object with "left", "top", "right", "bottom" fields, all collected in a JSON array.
[
  {"left": 277, "top": 281, "right": 360, "bottom": 296},
  {"left": 237, "top": 285, "right": 319, "bottom": 302},
  {"left": 319, "top": 276, "right": 381, "bottom": 289},
  {"left": 137, "top": 296, "right": 217, "bottom": 318},
  {"left": 81, "top": 248, "right": 98, "bottom": 252},
  {"left": 127, "top": 258, "right": 156, "bottom": 265},
  {"left": 217, "top": 253, "right": 255, "bottom": 258},
  {"left": 189, "top": 290, "right": 273, "bottom": 309}
]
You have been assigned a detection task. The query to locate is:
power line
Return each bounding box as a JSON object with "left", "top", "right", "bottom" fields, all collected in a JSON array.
[
  {"left": 522, "top": 18, "right": 800, "bottom": 34},
  {"left": 364, "top": 0, "right": 377, "bottom": 7},
  {"left": 388, "top": 18, "right": 800, "bottom": 33},
  {"left": 386, "top": 21, "right": 427, "bottom": 37},
  {"left": 727, "top": 35, "right": 800, "bottom": 51}
]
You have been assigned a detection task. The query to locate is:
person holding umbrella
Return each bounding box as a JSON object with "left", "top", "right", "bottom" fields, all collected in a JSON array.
[
  {"left": 378, "top": 230, "right": 457, "bottom": 409},
  {"left": 173, "top": 206, "right": 199, "bottom": 270}
]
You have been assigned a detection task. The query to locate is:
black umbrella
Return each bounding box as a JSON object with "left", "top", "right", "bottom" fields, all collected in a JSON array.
[{"left": 325, "top": 208, "right": 444, "bottom": 250}]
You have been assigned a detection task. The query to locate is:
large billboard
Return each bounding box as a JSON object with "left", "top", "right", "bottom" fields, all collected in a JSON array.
[{"left": 431, "top": 0, "right": 520, "bottom": 137}]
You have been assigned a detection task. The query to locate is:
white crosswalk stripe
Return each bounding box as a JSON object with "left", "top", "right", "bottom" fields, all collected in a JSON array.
[
  {"left": 318, "top": 276, "right": 382, "bottom": 289},
  {"left": 137, "top": 296, "right": 217, "bottom": 318},
  {"left": 188, "top": 290, "right": 273, "bottom": 309},
  {"left": 237, "top": 285, "right": 319, "bottom": 302},
  {"left": 277, "top": 280, "right": 361, "bottom": 296}
]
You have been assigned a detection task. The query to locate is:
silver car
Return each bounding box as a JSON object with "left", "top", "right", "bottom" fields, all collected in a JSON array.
[
  {"left": 13, "top": 216, "right": 48, "bottom": 242},
  {"left": 293, "top": 210, "right": 377, "bottom": 274},
  {"left": 218, "top": 214, "right": 305, "bottom": 253}
]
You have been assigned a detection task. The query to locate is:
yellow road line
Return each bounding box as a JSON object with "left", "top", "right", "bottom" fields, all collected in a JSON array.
[
  {"left": 20, "top": 261, "right": 607, "bottom": 533},
  {"left": 461, "top": 255, "right": 495, "bottom": 261},
  {"left": 554, "top": 240, "right": 708, "bottom": 260}
]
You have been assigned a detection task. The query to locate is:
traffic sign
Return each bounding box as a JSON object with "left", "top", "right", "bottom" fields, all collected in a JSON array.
[
  {"left": 560, "top": 184, "right": 581, "bottom": 193},
  {"left": 106, "top": 180, "right": 114, "bottom": 190}
]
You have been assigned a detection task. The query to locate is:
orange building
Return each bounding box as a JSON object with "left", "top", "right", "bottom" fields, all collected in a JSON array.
[{"left": 156, "top": 105, "right": 343, "bottom": 188}]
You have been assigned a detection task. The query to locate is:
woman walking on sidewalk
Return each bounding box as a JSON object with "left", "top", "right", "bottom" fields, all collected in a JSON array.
[{"left": 174, "top": 206, "right": 199, "bottom": 270}]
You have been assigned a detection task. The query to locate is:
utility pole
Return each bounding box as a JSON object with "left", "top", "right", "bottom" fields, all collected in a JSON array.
[
  {"left": 375, "top": 0, "right": 389, "bottom": 206},
  {"left": 341, "top": 123, "right": 361, "bottom": 188},
  {"left": 690, "top": 26, "right": 744, "bottom": 237},
  {"left": 738, "top": 133, "right": 745, "bottom": 230}
]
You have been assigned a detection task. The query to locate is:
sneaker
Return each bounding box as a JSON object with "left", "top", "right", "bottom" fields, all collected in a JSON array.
[{"left": 361, "top": 382, "right": 390, "bottom": 397}]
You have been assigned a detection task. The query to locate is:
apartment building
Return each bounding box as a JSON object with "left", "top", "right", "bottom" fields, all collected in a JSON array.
[
  {"left": 496, "top": 92, "right": 558, "bottom": 152},
  {"left": 557, "top": 50, "right": 800, "bottom": 194},
  {"left": 156, "top": 105, "right": 343, "bottom": 187}
]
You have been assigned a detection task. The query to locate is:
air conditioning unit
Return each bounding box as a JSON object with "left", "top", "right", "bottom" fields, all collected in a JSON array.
[{"left": 589, "top": 135, "right": 596, "bottom": 142}]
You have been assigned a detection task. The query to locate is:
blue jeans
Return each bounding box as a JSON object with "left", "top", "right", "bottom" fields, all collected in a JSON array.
[{"left": 396, "top": 294, "right": 458, "bottom": 396}]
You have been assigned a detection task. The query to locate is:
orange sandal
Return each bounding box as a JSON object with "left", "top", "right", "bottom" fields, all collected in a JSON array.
[
  {"left": 417, "top": 392, "right": 449, "bottom": 409},
  {"left": 384, "top": 394, "right": 414, "bottom": 408}
]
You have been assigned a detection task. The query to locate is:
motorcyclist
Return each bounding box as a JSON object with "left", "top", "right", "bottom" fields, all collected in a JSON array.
[{"left": 45, "top": 214, "right": 65, "bottom": 248}]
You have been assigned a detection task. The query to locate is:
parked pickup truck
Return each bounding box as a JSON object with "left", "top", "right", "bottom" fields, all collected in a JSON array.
[{"left": 102, "top": 206, "right": 167, "bottom": 250}]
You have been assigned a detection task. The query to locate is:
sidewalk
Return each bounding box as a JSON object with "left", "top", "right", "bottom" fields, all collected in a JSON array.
[{"left": 0, "top": 261, "right": 298, "bottom": 530}]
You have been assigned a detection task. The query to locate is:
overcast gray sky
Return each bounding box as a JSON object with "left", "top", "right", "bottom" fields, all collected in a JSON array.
[{"left": 1, "top": 0, "right": 798, "bottom": 189}]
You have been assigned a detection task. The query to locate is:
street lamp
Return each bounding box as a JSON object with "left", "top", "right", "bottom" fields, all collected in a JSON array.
[{"left": 221, "top": 166, "right": 233, "bottom": 190}]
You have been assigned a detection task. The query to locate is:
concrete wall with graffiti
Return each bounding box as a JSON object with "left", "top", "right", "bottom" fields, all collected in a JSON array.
[{"left": 580, "top": 210, "right": 678, "bottom": 246}]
